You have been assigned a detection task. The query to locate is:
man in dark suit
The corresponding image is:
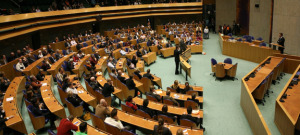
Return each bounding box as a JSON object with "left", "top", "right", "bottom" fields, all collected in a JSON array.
[
  {"left": 94, "top": 52, "right": 101, "bottom": 60},
  {"left": 126, "top": 75, "right": 139, "bottom": 97},
  {"left": 174, "top": 45, "right": 181, "bottom": 75},
  {"left": 117, "top": 70, "right": 127, "bottom": 84},
  {"left": 143, "top": 69, "right": 160, "bottom": 88},
  {"left": 139, "top": 99, "right": 154, "bottom": 118},
  {"left": 76, "top": 43, "right": 82, "bottom": 51},
  {"left": 89, "top": 77, "right": 102, "bottom": 91},
  {"left": 163, "top": 90, "right": 179, "bottom": 106},
  {"left": 102, "top": 79, "right": 114, "bottom": 97},
  {"left": 67, "top": 59, "right": 75, "bottom": 74},
  {"left": 277, "top": 33, "right": 285, "bottom": 54},
  {"left": 49, "top": 53, "right": 56, "bottom": 64},
  {"left": 31, "top": 101, "right": 56, "bottom": 129},
  {"left": 181, "top": 106, "right": 203, "bottom": 129},
  {"left": 153, "top": 118, "right": 172, "bottom": 135},
  {"left": 146, "top": 86, "right": 161, "bottom": 102}
]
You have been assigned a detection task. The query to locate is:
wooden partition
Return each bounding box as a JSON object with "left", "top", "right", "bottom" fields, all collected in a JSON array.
[
  {"left": 219, "top": 33, "right": 279, "bottom": 63},
  {"left": 274, "top": 65, "right": 300, "bottom": 135},
  {"left": 273, "top": 53, "right": 300, "bottom": 74}
]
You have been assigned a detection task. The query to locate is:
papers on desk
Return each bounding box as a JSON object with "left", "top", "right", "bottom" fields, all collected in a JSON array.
[
  {"left": 183, "top": 128, "right": 188, "bottom": 135},
  {"left": 6, "top": 97, "right": 14, "bottom": 102},
  {"left": 173, "top": 94, "right": 180, "bottom": 99},
  {"left": 42, "top": 89, "right": 48, "bottom": 92},
  {"left": 78, "top": 90, "right": 84, "bottom": 94},
  {"left": 42, "top": 83, "right": 47, "bottom": 86},
  {"left": 103, "top": 56, "right": 107, "bottom": 59},
  {"left": 122, "top": 73, "right": 125, "bottom": 76},
  {"left": 192, "top": 110, "right": 200, "bottom": 114},
  {"left": 155, "top": 90, "right": 162, "bottom": 94},
  {"left": 251, "top": 44, "right": 256, "bottom": 46},
  {"left": 73, "top": 121, "right": 80, "bottom": 126}
]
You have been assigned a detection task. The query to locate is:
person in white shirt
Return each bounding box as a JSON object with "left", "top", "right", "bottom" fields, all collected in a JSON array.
[
  {"left": 104, "top": 109, "right": 125, "bottom": 130},
  {"left": 38, "top": 50, "right": 43, "bottom": 58},
  {"left": 169, "top": 30, "right": 173, "bottom": 35},
  {"left": 66, "top": 82, "right": 78, "bottom": 95},
  {"left": 16, "top": 59, "right": 25, "bottom": 72},
  {"left": 204, "top": 26, "right": 209, "bottom": 39},
  {"left": 119, "top": 47, "right": 127, "bottom": 56},
  {"left": 70, "top": 38, "right": 77, "bottom": 45},
  {"left": 107, "top": 57, "right": 115, "bottom": 69}
]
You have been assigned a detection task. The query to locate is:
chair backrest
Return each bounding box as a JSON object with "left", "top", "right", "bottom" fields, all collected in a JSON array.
[
  {"left": 227, "top": 33, "right": 232, "bottom": 36},
  {"left": 167, "top": 87, "right": 177, "bottom": 93},
  {"left": 83, "top": 42, "right": 88, "bottom": 47},
  {"left": 136, "top": 109, "right": 152, "bottom": 119},
  {"left": 215, "top": 64, "right": 226, "bottom": 78},
  {"left": 224, "top": 58, "right": 232, "bottom": 64},
  {"left": 157, "top": 114, "right": 174, "bottom": 124},
  {"left": 47, "top": 129, "right": 57, "bottom": 135},
  {"left": 259, "top": 42, "right": 267, "bottom": 47},
  {"left": 27, "top": 105, "right": 46, "bottom": 130},
  {"left": 24, "top": 98, "right": 32, "bottom": 107},
  {"left": 163, "top": 98, "right": 175, "bottom": 106},
  {"left": 62, "top": 50, "right": 67, "bottom": 55},
  {"left": 184, "top": 100, "right": 199, "bottom": 109},
  {"left": 180, "top": 119, "right": 197, "bottom": 128},
  {"left": 90, "top": 112, "right": 106, "bottom": 131},
  {"left": 105, "top": 122, "right": 122, "bottom": 135},
  {"left": 57, "top": 86, "right": 67, "bottom": 105},
  {"left": 186, "top": 90, "right": 199, "bottom": 96},
  {"left": 121, "top": 104, "right": 135, "bottom": 114},
  {"left": 95, "top": 90, "right": 112, "bottom": 106},
  {"left": 146, "top": 94, "right": 158, "bottom": 102},
  {"left": 257, "top": 37, "right": 263, "bottom": 41},
  {"left": 227, "top": 63, "right": 238, "bottom": 78},
  {"left": 122, "top": 130, "right": 137, "bottom": 135},
  {"left": 140, "top": 77, "right": 152, "bottom": 93},
  {"left": 65, "top": 98, "right": 84, "bottom": 117},
  {"left": 211, "top": 58, "right": 217, "bottom": 65}
]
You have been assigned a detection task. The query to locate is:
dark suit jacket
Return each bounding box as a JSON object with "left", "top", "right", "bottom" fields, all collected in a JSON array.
[
  {"left": 187, "top": 98, "right": 200, "bottom": 105},
  {"left": 181, "top": 114, "right": 201, "bottom": 126},
  {"left": 67, "top": 96, "right": 81, "bottom": 107},
  {"left": 126, "top": 78, "right": 136, "bottom": 90},
  {"left": 147, "top": 92, "right": 161, "bottom": 101},
  {"left": 67, "top": 61, "right": 74, "bottom": 71},
  {"left": 277, "top": 37, "right": 285, "bottom": 47},
  {"left": 131, "top": 57, "right": 138, "bottom": 66},
  {"left": 143, "top": 73, "right": 154, "bottom": 80},
  {"left": 153, "top": 125, "right": 172, "bottom": 135},
  {"left": 102, "top": 83, "right": 114, "bottom": 97},
  {"left": 134, "top": 72, "right": 143, "bottom": 79},
  {"left": 94, "top": 54, "right": 100, "bottom": 60},
  {"left": 140, "top": 106, "right": 154, "bottom": 117},
  {"left": 117, "top": 75, "right": 126, "bottom": 84},
  {"left": 36, "top": 72, "right": 44, "bottom": 81},
  {"left": 76, "top": 44, "right": 82, "bottom": 50},
  {"left": 174, "top": 49, "right": 181, "bottom": 62},
  {"left": 90, "top": 81, "right": 102, "bottom": 90},
  {"left": 49, "top": 57, "right": 56, "bottom": 63}
]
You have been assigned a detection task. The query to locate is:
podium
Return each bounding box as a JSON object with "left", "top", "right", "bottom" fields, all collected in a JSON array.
[{"left": 180, "top": 56, "right": 191, "bottom": 81}]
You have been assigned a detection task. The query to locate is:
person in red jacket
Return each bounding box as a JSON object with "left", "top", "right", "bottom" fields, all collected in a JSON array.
[
  {"left": 57, "top": 115, "right": 78, "bottom": 135},
  {"left": 125, "top": 96, "right": 137, "bottom": 110}
]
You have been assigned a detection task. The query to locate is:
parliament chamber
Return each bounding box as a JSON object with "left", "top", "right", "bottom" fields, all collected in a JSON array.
[{"left": 0, "top": 0, "right": 300, "bottom": 135}]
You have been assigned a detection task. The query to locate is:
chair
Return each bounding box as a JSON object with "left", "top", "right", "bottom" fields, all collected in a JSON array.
[
  {"left": 94, "top": 90, "right": 112, "bottom": 107},
  {"left": 180, "top": 119, "right": 197, "bottom": 128},
  {"left": 90, "top": 112, "right": 106, "bottom": 131},
  {"left": 163, "top": 98, "right": 176, "bottom": 106},
  {"left": 27, "top": 105, "right": 47, "bottom": 130},
  {"left": 259, "top": 42, "right": 267, "bottom": 47},
  {"left": 83, "top": 42, "right": 88, "bottom": 47},
  {"left": 47, "top": 129, "right": 56, "bottom": 135},
  {"left": 125, "top": 48, "right": 129, "bottom": 52},
  {"left": 24, "top": 98, "right": 33, "bottom": 107},
  {"left": 146, "top": 94, "right": 158, "bottom": 102},
  {"left": 121, "top": 104, "right": 135, "bottom": 114},
  {"left": 65, "top": 98, "right": 84, "bottom": 117},
  {"left": 105, "top": 122, "right": 122, "bottom": 135},
  {"left": 167, "top": 87, "right": 177, "bottom": 93},
  {"left": 237, "top": 38, "right": 243, "bottom": 42},
  {"left": 184, "top": 100, "right": 199, "bottom": 109},
  {"left": 210, "top": 58, "right": 217, "bottom": 76},
  {"left": 136, "top": 109, "right": 152, "bottom": 119},
  {"left": 256, "top": 37, "right": 263, "bottom": 41},
  {"left": 157, "top": 114, "right": 175, "bottom": 124},
  {"left": 57, "top": 86, "right": 67, "bottom": 105},
  {"left": 227, "top": 33, "right": 232, "bottom": 36},
  {"left": 186, "top": 90, "right": 199, "bottom": 96},
  {"left": 224, "top": 58, "right": 232, "bottom": 64},
  {"left": 227, "top": 63, "right": 238, "bottom": 81},
  {"left": 215, "top": 64, "right": 226, "bottom": 81},
  {"left": 62, "top": 50, "right": 67, "bottom": 55}
]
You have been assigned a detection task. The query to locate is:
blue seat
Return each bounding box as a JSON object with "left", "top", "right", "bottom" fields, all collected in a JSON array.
[
  {"left": 237, "top": 38, "right": 243, "bottom": 42},
  {"left": 27, "top": 105, "right": 48, "bottom": 130},
  {"left": 125, "top": 48, "right": 129, "bottom": 52},
  {"left": 97, "top": 45, "right": 101, "bottom": 48},
  {"left": 227, "top": 33, "right": 232, "bottom": 36},
  {"left": 211, "top": 58, "right": 217, "bottom": 66},
  {"left": 229, "top": 37, "right": 234, "bottom": 40},
  {"left": 62, "top": 64, "right": 68, "bottom": 71},
  {"left": 84, "top": 38, "right": 87, "bottom": 41},
  {"left": 83, "top": 42, "right": 88, "bottom": 47},
  {"left": 91, "top": 41, "right": 94, "bottom": 44},
  {"left": 257, "top": 37, "right": 263, "bottom": 41},
  {"left": 97, "top": 39, "right": 100, "bottom": 43},
  {"left": 62, "top": 50, "right": 67, "bottom": 55},
  {"left": 47, "top": 129, "right": 56, "bottom": 135},
  {"left": 36, "top": 65, "right": 41, "bottom": 69},
  {"left": 224, "top": 58, "right": 232, "bottom": 64},
  {"left": 33, "top": 54, "right": 38, "bottom": 60},
  {"left": 259, "top": 42, "right": 267, "bottom": 47}
]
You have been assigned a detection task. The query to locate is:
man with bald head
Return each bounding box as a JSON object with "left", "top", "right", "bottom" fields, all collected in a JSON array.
[
  {"left": 89, "top": 76, "right": 102, "bottom": 91},
  {"left": 95, "top": 99, "right": 111, "bottom": 119}
]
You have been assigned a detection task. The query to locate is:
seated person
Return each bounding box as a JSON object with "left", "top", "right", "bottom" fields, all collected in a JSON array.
[
  {"left": 85, "top": 61, "right": 95, "bottom": 71},
  {"left": 41, "top": 59, "right": 51, "bottom": 71},
  {"left": 16, "top": 59, "right": 25, "bottom": 72},
  {"left": 157, "top": 105, "right": 176, "bottom": 123},
  {"left": 90, "top": 55, "right": 98, "bottom": 67},
  {"left": 38, "top": 50, "right": 44, "bottom": 58},
  {"left": 89, "top": 77, "right": 102, "bottom": 91},
  {"left": 166, "top": 41, "right": 172, "bottom": 48},
  {"left": 146, "top": 86, "right": 161, "bottom": 102},
  {"left": 102, "top": 79, "right": 114, "bottom": 97},
  {"left": 125, "top": 96, "right": 137, "bottom": 111},
  {"left": 104, "top": 108, "right": 126, "bottom": 130},
  {"left": 117, "top": 70, "right": 127, "bottom": 84},
  {"left": 77, "top": 50, "right": 85, "bottom": 59},
  {"left": 139, "top": 99, "right": 154, "bottom": 118},
  {"left": 56, "top": 68, "right": 65, "bottom": 82},
  {"left": 66, "top": 47, "right": 73, "bottom": 55},
  {"left": 55, "top": 49, "right": 62, "bottom": 60},
  {"left": 120, "top": 47, "right": 128, "bottom": 56},
  {"left": 95, "top": 99, "right": 111, "bottom": 119},
  {"left": 57, "top": 115, "right": 78, "bottom": 135},
  {"left": 171, "top": 80, "right": 182, "bottom": 93},
  {"left": 127, "top": 61, "right": 135, "bottom": 69},
  {"left": 181, "top": 106, "right": 203, "bottom": 129},
  {"left": 36, "top": 69, "right": 45, "bottom": 81},
  {"left": 187, "top": 93, "right": 201, "bottom": 105},
  {"left": 70, "top": 38, "right": 77, "bottom": 46},
  {"left": 0, "top": 72, "right": 10, "bottom": 93},
  {"left": 73, "top": 54, "right": 80, "bottom": 62},
  {"left": 141, "top": 47, "right": 148, "bottom": 55},
  {"left": 163, "top": 90, "right": 179, "bottom": 106},
  {"left": 62, "top": 77, "right": 71, "bottom": 91},
  {"left": 131, "top": 55, "right": 138, "bottom": 67},
  {"left": 153, "top": 118, "right": 172, "bottom": 135},
  {"left": 30, "top": 75, "right": 42, "bottom": 90},
  {"left": 49, "top": 53, "right": 57, "bottom": 63},
  {"left": 126, "top": 75, "right": 139, "bottom": 96},
  {"left": 31, "top": 100, "right": 56, "bottom": 129},
  {"left": 27, "top": 54, "right": 36, "bottom": 64},
  {"left": 66, "top": 82, "right": 78, "bottom": 95},
  {"left": 182, "top": 82, "right": 193, "bottom": 94},
  {"left": 134, "top": 69, "right": 142, "bottom": 79},
  {"left": 107, "top": 57, "right": 116, "bottom": 69},
  {"left": 143, "top": 69, "right": 160, "bottom": 89},
  {"left": 67, "top": 91, "right": 92, "bottom": 113},
  {"left": 76, "top": 122, "right": 87, "bottom": 135},
  {"left": 109, "top": 68, "right": 117, "bottom": 78},
  {"left": 67, "top": 58, "right": 75, "bottom": 74}
]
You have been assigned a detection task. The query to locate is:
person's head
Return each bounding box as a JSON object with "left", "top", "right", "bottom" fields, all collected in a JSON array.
[
  {"left": 279, "top": 33, "right": 283, "bottom": 37},
  {"left": 90, "top": 76, "right": 95, "bottom": 82},
  {"left": 166, "top": 90, "right": 171, "bottom": 96},
  {"left": 157, "top": 118, "right": 164, "bottom": 134},
  {"left": 67, "top": 90, "right": 73, "bottom": 97},
  {"left": 162, "top": 105, "right": 168, "bottom": 113},
  {"left": 150, "top": 86, "right": 155, "bottom": 92},
  {"left": 111, "top": 68, "right": 116, "bottom": 73},
  {"left": 143, "top": 99, "right": 149, "bottom": 108},
  {"left": 110, "top": 108, "right": 118, "bottom": 119},
  {"left": 126, "top": 96, "right": 133, "bottom": 103},
  {"left": 191, "top": 93, "right": 196, "bottom": 100},
  {"left": 147, "top": 69, "right": 150, "bottom": 74},
  {"left": 68, "top": 115, "right": 74, "bottom": 121},
  {"left": 185, "top": 82, "right": 189, "bottom": 87},
  {"left": 18, "top": 59, "right": 22, "bottom": 63},
  {"left": 107, "top": 78, "right": 112, "bottom": 85},
  {"left": 30, "top": 75, "right": 36, "bottom": 81},
  {"left": 79, "top": 122, "right": 87, "bottom": 133},
  {"left": 68, "top": 82, "right": 73, "bottom": 88},
  {"left": 187, "top": 106, "right": 192, "bottom": 114},
  {"left": 59, "top": 67, "right": 64, "bottom": 73},
  {"left": 176, "top": 129, "right": 184, "bottom": 135},
  {"left": 100, "top": 99, "right": 108, "bottom": 107},
  {"left": 174, "top": 80, "right": 179, "bottom": 86}
]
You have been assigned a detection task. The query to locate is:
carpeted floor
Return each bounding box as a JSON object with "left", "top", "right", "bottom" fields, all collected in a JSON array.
[{"left": 20, "top": 33, "right": 290, "bottom": 135}]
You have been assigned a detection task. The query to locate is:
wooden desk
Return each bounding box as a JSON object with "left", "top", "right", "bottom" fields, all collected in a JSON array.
[
  {"left": 72, "top": 118, "right": 110, "bottom": 135},
  {"left": 73, "top": 55, "right": 90, "bottom": 78},
  {"left": 95, "top": 56, "right": 108, "bottom": 73},
  {"left": 188, "top": 45, "right": 203, "bottom": 53},
  {"left": 180, "top": 57, "right": 191, "bottom": 81},
  {"left": 142, "top": 52, "right": 157, "bottom": 66},
  {"left": 112, "top": 49, "right": 121, "bottom": 60},
  {"left": 177, "top": 84, "right": 203, "bottom": 96},
  {"left": 23, "top": 57, "right": 45, "bottom": 76},
  {"left": 125, "top": 50, "right": 137, "bottom": 59},
  {"left": 109, "top": 107, "right": 203, "bottom": 135},
  {"left": 140, "top": 72, "right": 162, "bottom": 88},
  {"left": 120, "top": 72, "right": 144, "bottom": 93},
  {"left": 160, "top": 47, "right": 176, "bottom": 58},
  {"left": 116, "top": 58, "right": 126, "bottom": 71},
  {"left": 155, "top": 89, "right": 203, "bottom": 104},
  {"left": 136, "top": 60, "right": 145, "bottom": 72},
  {"left": 133, "top": 97, "right": 203, "bottom": 118},
  {"left": 274, "top": 65, "right": 300, "bottom": 135},
  {"left": 48, "top": 53, "right": 74, "bottom": 77},
  {"left": 96, "top": 75, "right": 124, "bottom": 101},
  {"left": 40, "top": 75, "right": 66, "bottom": 118},
  {"left": 80, "top": 45, "right": 93, "bottom": 54},
  {"left": 3, "top": 76, "right": 27, "bottom": 134},
  {"left": 70, "top": 75, "right": 97, "bottom": 108}
]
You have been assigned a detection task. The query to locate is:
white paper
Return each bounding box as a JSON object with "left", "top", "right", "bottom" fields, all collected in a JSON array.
[
  {"left": 155, "top": 91, "right": 162, "bottom": 94},
  {"left": 6, "top": 97, "right": 13, "bottom": 102},
  {"left": 42, "top": 83, "right": 47, "bottom": 86},
  {"left": 192, "top": 110, "right": 199, "bottom": 114}
]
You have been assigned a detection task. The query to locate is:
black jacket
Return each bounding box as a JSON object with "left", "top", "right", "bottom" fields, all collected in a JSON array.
[
  {"left": 90, "top": 81, "right": 102, "bottom": 90},
  {"left": 143, "top": 73, "right": 154, "bottom": 80},
  {"left": 67, "top": 96, "right": 81, "bottom": 107},
  {"left": 153, "top": 125, "right": 172, "bottom": 135},
  {"left": 174, "top": 49, "right": 181, "bottom": 62},
  {"left": 126, "top": 78, "right": 136, "bottom": 90},
  {"left": 146, "top": 92, "right": 161, "bottom": 102},
  {"left": 181, "top": 114, "right": 201, "bottom": 126},
  {"left": 277, "top": 37, "right": 285, "bottom": 47},
  {"left": 139, "top": 106, "right": 154, "bottom": 117},
  {"left": 117, "top": 75, "right": 126, "bottom": 84},
  {"left": 67, "top": 61, "right": 74, "bottom": 71},
  {"left": 102, "top": 83, "right": 114, "bottom": 97}
]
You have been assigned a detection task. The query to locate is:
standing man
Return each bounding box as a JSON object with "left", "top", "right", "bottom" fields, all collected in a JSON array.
[
  {"left": 174, "top": 45, "right": 181, "bottom": 75},
  {"left": 277, "top": 33, "right": 285, "bottom": 54}
]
